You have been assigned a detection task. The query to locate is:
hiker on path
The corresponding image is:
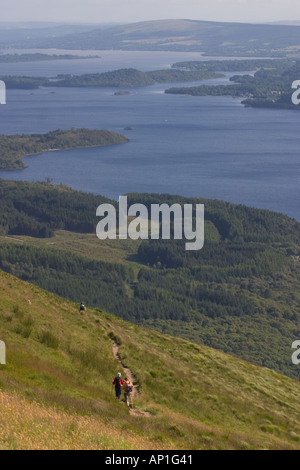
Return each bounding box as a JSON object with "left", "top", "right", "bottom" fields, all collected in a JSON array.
[
  {"left": 113, "top": 372, "right": 124, "bottom": 400},
  {"left": 123, "top": 376, "right": 134, "bottom": 408},
  {"left": 79, "top": 303, "right": 86, "bottom": 312}
]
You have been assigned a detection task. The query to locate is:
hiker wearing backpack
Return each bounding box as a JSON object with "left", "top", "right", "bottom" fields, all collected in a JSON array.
[
  {"left": 123, "top": 376, "right": 134, "bottom": 408},
  {"left": 113, "top": 373, "right": 124, "bottom": 400}
]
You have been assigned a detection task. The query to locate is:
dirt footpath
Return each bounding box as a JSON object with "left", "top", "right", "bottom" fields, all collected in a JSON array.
[{"left": 112, "top": 342, "right": 151, "bottom": 418}]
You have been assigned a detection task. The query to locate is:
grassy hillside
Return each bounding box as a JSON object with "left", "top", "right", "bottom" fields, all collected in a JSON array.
[
  {"left": 8, "top": 19, "right": 300, "bottom": 57},
  {"left": 1, "top": 182, "right": 300, "bottom": 382},
  {"left": 1, "top": 269, "right": 300, "bottom": 450}
]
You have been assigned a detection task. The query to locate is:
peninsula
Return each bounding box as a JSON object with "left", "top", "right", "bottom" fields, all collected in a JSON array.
[{"left": 0, "top": 128, "right": 129, "bottom": 170}]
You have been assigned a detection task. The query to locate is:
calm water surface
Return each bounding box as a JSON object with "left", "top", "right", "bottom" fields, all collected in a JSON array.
[{"left": 0, "top": 51, "right": 299, "bottom": 220}]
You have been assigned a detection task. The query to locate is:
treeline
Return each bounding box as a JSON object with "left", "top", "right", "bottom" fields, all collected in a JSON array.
[
  {"left": 146, "top": 69, "right": 223, "bottom": 83},
  {"left": 166, "top": 84, "right": 246, "bottom": 97},
  {"left": 0, "top": 243, "right": 134, "bottom": 313},
  {"left": 232, "top": 61, "right": 300, "bottom": 108},
  {"left": 54, "top": 68, "right": 156, "bottom": 88},
  {"left": 0, "top": 128, "right": 129, "bottom": 170},
  {"left": 1, "top": 182, "right": 299, "bottom": 245},
  {"left": 0, "top": 231, "right": 298, "bottom": 380},
  {"left": 172, "top": 59, "right": 292, "bottom": 73},
  {"left": 0, "top": 180, "right": 111, "bottom": 238},
  {"left": 0, "top": 239, "right": 270, "bottom": 322},
  {"left": 0, "top": 76, "right": 49, "bottom": 89},
  {"left": 126, "top": 193, "right": 300, "bottom": 244},
  {"left": 166, "top": 60, "right": 300, "bottom": 110},
  {"left": 1, "top": 67, "right": 223, "bottom": 90},
  {"left": 1, "top": 184, "right": 300, "bottom": 379},
  {"left": 137, "top": 239, "right": 288, "bottom": 277}
]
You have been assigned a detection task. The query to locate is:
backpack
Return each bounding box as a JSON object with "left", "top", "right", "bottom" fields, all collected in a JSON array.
[
  {"left": 115, "top": 377, "right": 121, "bottom": 387},
  {"left": 125, "top": 382, "right": 133, "bottom": 393}
]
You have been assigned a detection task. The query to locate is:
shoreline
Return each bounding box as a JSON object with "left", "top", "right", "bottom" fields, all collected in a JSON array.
[{"left": 0, "top": 130, "right": 130, "bottom": 171}]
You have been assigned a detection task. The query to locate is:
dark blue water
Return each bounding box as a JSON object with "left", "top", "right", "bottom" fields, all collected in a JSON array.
[
  {"left": 0, "top": 49, "right": 256, "bottom": 77},
  {"left": 0, "top": 51, "right": 299, "bottom": 220}
]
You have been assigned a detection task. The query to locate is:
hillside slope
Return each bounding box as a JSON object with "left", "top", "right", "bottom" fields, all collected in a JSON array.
[
  {"left": 1, "top": 270, "right": 300, "bottom": 450},
  {"left": 1, "top": 182, "right": 300, "bottom": 381},
  {"left": 7, "top": 19, "right": 300, "bottom": 57}
]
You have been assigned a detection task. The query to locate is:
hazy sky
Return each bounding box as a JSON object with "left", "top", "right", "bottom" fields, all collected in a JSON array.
[{"left": 1, "top": 0, "right": 300, "bottom": 24}]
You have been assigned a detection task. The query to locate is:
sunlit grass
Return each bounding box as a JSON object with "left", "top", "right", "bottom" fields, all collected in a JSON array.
[
  {"left": 1, "top": 269, "right": 300, "bottom": 450},
  {"left": 0, "top": 389, "right": 159, "bottom": 450},
  {"left": 1, "top": 230, "right": 140, "bottom": 263}
]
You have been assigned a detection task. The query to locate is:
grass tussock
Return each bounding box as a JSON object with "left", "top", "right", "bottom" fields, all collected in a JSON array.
[{"left": 0, "top": 389, "right": 156, "bottom": 450}]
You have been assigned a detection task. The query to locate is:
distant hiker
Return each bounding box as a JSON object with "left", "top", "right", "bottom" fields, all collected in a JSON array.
[
  {"left": 79, "top": 303, "right": 86, "bottom": 312},
  {"left": 123, "top": 376, "right": 134, "bottom": 408},
  {"left": 113, "top": 372, "right": 124, "bottom": 400}
]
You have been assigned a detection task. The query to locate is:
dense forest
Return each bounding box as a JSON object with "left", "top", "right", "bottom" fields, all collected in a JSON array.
[
  {"left": 3, "top": 61, "right": 300, "bottom": 112},
  {"left": 1, "top": 76, "right": 50, "bottom": 90},
  {"left": 0, "top": 182, "right": 300, "bottom": 380},
  {"left": 53, "top": 68, "right": 156, "bottom": 88},
  {"left": 1, "top": 67, "right": 222, "bottom": 89},
  {"left": 166, "top": 60, "right": 300, "bottom": 110},
  {"left": 0, "top": 129, "right": 129, "bottom": 170},
  {"left": 146, "top": 69, "right": 223, "bottom": 83},
  {"left": 0, "top": 180, "right": 111, "bottom": 237},
  {"left": 172, "top": 59, "right": 293, "bottom": 73}
]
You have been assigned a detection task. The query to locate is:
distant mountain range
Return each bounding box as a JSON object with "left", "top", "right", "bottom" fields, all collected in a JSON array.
[{"left": 1, "top": 19, "right": 300, "bottom": 57}]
